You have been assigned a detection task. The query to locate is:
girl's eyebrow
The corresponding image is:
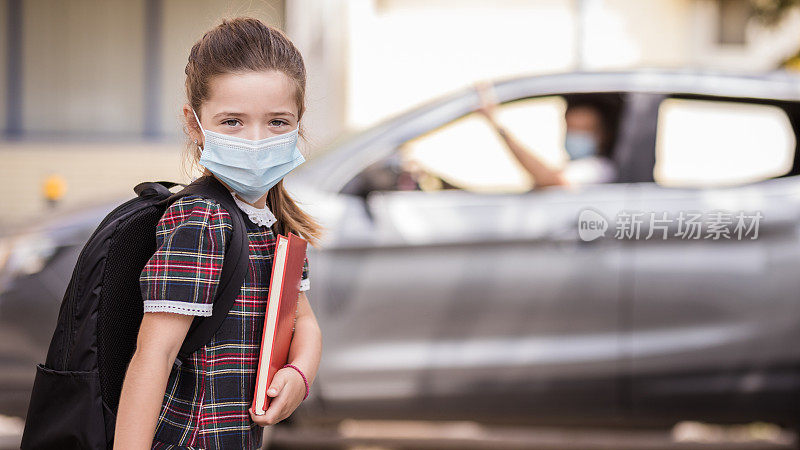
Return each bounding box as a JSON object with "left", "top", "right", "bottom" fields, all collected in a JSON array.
[
  {"left": 213, "top": 111, "right": 246, "bottom": 119},
  {"left": 212, "top": 111, "right": 296, "bottom": 118},
  {"left": 268, "top": 111, "right": 296, "bottom": 118}
]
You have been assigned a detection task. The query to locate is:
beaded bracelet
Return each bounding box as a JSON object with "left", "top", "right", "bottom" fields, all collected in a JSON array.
[{"left": 283, "top": 363, "right": 309, "bottom": 400}]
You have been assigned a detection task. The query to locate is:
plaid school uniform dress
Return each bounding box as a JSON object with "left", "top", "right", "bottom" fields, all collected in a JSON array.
[{"left": 140, "top": 193, "right": 310, "bottom": 450}]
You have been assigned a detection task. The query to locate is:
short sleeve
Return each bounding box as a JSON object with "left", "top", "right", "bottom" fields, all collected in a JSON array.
[
  {"left": 299, "top": 254, "right": 310, "bottom": 292},
  {"left": 140, "top": 195, "right": 233, "bottom": 316}
]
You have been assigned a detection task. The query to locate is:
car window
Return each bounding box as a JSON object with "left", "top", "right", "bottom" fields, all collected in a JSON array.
[
  {"left": 397, "top": 96, "right": 568, "bottom": 194},
  {"left": 654, "top": 98, "right": 796, "bottom": 188}
]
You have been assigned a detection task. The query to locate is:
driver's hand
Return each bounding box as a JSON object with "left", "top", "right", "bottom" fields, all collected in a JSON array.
[{"left": 474, "top": 81, "right": 498, "bottom": 120}]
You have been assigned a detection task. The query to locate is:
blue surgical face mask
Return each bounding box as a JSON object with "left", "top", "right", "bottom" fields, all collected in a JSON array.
[
  {"left": 192, "top": 108, "right": 305, "bottom": 203},
  {"left": 564, "top": 131, "right": 599, "bottom": 160}
]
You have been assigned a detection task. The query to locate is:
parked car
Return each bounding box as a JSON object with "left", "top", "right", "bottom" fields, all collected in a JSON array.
[{"left": 3, "top": 69, "right": 800, "bottom": 431}]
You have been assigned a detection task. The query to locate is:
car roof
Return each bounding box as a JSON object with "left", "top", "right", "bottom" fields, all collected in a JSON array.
[
  {"left": 289, "top": 69, "right": 800, "bottom": 193},
  {"left": 493, "top": 68, "right": 800, "bottom": 102}
]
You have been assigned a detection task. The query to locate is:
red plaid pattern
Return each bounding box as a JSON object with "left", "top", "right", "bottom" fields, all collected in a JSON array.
[{"left": 140, "top": 195, "right": 310, "bottom": 449}]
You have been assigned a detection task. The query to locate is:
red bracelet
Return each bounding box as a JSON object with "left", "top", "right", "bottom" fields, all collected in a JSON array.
[{"left": 283, "top": 363, "right": 309, "bottom": 400}]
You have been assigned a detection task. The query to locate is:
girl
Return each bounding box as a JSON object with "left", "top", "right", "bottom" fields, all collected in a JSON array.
[{"left": 114, "top": 17, "right": 324, "bottom": 449}]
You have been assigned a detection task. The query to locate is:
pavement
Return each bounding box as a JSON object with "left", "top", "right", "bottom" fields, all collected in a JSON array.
[
  {"left": 0, "top": 414, "right": 23, "bottom": 449},
  {"left": 263, "top": 420, "right": 798, "bottom": 449},
  {"left": 5, "top": 414, "right": 794, "bottom": 449}
]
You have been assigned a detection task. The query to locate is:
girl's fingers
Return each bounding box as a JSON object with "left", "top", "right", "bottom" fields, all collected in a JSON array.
[
  {"left": 249, "top": 406, "right": 271, "bottom": 426},
  {"left": 267, "top": 370, "right": 289, "bottom": 397},
  {"left": 253, "top": 384, "right": 289, "bottom": 425},
  {"left": 250, "top": 369, "right": 302, "bottom": 425},
  {"left": 262, "top": 388, "right": 289, "bottom": 423},
  {"left": 250, "top": 400, "right": 287, "bottom": 426}
]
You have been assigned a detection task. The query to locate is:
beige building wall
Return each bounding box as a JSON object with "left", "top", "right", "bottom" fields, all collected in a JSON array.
[
  {"left": 3, "top": 0, "right": 800, "bottom": 229},
  {"left": 285, "top": 0, "right": 349, "bottom": 149},
  {"left": 0, "top": 1, "right": 7, "bottom": 133},
  {"left": 342, "top": 0, "right": 578, "bottom": 129},
  {"left": 160, "top": 0, "right": 285, "bottom": 139},
  {"left": 579, "top": 0, "right": 694, "bottom": 69},
  {"left": 336, "top": 0, "right": 800, "bottom": 131},
  {"left": 688, "top": 0, "right": 800, "bottom": 70},
  {"left": 0, "top": 144, "right": 183, "bottom": 231},
  {"left": 14, "top": 0, "right": 286, "bottom": 137},
  {"left": 0, "top": 0, "right": 286, "bottom": 229},
  {"left": 21, "top": 0, "right": 146, "bottom": 135}
]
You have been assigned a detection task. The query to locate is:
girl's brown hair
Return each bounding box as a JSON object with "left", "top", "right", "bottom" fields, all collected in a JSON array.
[{"left": 182, "top": 16, "right": 323, "bottom": 248}]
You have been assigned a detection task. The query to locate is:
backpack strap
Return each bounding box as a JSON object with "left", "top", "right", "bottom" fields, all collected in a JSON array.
[
  {"left": 134, "top": 180, "right": 187, "bottom": 198},
  {"left": 158, "top": 175, "right": 250, "bottom": 359}
]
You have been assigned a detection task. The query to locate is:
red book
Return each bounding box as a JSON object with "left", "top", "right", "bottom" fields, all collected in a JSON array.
[{"left": 251, "top": 231, "right": 308, "bottom": 415}]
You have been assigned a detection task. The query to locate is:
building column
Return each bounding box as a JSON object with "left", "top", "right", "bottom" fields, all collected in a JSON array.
[
  {"left": 284, "top": 0, "right": 349, "bottom": 151},
  {"left": 5, "top": 0, "right": 22, "bottom": 139}
]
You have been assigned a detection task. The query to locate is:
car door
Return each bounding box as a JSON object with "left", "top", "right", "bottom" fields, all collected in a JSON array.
[
  {"left": 627, "top": 96, "right": 800, "bottom": 423},
  {"left": 362, "top": 184, "right": 630, "bottom": 422},
  {"left": 316, "top": 94, "right": 634, "bottom": 423}
]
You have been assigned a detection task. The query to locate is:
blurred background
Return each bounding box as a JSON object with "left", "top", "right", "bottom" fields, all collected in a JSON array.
[
  {"left": 2, "top": 0, "right": 800, "bottom": 226},
  {"left": 5, "top": 1, "right": 800, "bottom": 449}
]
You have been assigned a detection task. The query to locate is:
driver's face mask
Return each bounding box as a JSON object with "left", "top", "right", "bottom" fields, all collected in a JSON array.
[
  {"left": 192, "top": 107, "right": 305, "bottom": 203},
  {"left": 564, "top": 130, "right": 599, "bottom": 160}
]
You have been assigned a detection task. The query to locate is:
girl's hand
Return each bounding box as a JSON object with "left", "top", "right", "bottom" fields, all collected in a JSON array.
[{"left": 248, "top": 367, "right": 306, "bottom": 426}]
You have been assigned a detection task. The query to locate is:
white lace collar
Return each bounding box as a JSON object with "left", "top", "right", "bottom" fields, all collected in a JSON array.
[{"left": 229, "top": 191, "right": 277, "bottom": 228}]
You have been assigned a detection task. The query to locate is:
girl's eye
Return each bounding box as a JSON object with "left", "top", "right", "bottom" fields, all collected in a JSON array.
[
  {"left": 269, "top": 119, "right": 288, "bottom": 127},
  {"left": 222, "top": 119, "right": 240, "bottom": 127}
]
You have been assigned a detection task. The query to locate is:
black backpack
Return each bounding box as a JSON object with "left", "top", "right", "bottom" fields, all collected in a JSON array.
[{"left": 20, "top": 175, "right": 250, "bottom": 450}]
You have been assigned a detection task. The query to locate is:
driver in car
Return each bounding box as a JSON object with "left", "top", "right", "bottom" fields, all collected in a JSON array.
[{"left": 475, "top": 81, "right": 618, "bottom": 188}]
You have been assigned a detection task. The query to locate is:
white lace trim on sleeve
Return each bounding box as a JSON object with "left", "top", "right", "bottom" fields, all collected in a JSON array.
[{"left": 143, "top": 300, "right": 213, "bottom": 316}]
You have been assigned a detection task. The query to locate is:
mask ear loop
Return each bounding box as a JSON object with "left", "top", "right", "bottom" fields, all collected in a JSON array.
[{"left": 191, "top": 108, "right": 205, "bottom": 151}]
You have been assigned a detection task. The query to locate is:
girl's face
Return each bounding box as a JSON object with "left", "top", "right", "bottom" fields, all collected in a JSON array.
[{"left": 188, "top": 70, "right": 299, "bottom": 143}]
